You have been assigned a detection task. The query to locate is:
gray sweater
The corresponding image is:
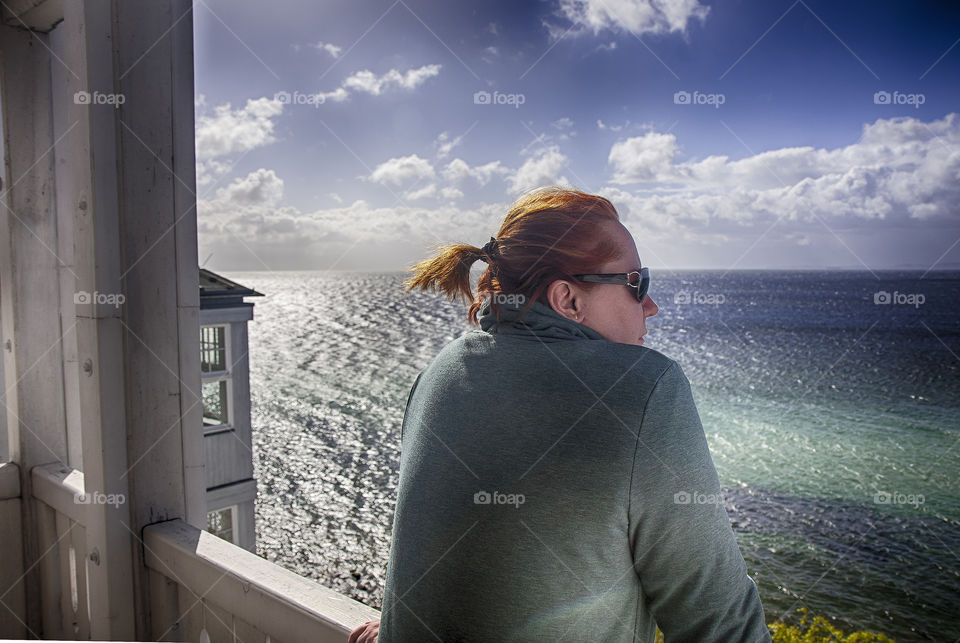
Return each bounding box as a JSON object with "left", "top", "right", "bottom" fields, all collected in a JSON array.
[{"left": 379, "top": 298, "right": 770, "bottom": 642}]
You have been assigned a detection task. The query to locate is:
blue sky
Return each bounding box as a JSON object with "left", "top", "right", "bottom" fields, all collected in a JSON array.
[{"left": 193, "top": 0, "right": 960, "bottom": 272}]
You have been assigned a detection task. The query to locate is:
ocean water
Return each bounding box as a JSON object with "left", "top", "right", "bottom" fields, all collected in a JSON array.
[{"left": 226, "top": 269, "right": 960, "bottom": 641}]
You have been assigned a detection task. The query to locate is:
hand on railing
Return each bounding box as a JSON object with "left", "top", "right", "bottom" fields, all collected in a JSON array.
[{"left": 348, "top": 619, "right": 379, "bottom": 643}]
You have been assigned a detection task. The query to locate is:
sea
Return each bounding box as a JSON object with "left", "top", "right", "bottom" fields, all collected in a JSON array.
[{"left": 223, "top": 269, "right": 960, "bottom": 641}]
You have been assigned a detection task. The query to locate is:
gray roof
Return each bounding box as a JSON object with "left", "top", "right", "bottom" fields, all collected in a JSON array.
[{"left": 199, "top": 268, "right": 264, "bottom": 309}]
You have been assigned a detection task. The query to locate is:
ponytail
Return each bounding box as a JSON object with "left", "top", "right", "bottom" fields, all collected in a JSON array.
[{"left": 402, "top": 243, "right": 485, "bottom": 305}]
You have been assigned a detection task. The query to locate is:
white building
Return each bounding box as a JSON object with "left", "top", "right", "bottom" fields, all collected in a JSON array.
[
  {"left": 199, "top": 268, "right": 263, "bottom": 553},
  {"left": 0, "top": 1, "right": 379, "bottom": 639}
]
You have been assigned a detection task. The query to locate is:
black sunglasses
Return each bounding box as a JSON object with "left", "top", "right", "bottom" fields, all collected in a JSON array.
[{"left": 572, "top": 267, "right": 650, "bottom": 302}]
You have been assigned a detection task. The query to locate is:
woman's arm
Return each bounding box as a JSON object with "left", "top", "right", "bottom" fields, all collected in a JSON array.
[{"left": 629, "top": 361, "right": 770, "bottom": 642}]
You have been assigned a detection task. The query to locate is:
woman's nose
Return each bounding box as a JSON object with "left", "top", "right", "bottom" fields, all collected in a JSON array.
[{"left": 642, "top": 295, "right": 659, "bottom": 318}]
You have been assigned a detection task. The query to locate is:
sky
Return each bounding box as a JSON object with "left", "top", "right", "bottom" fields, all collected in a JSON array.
[{"left": 192, "top": 0, "right": 960, "bottom": 272}]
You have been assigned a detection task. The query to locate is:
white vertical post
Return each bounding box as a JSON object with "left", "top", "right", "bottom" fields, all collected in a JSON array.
[
  {"left": 109, "top": 0, "right": 205, "bottom": 636},
  {"left": 62, "top": 1, "right": 139, "bottom": 637},
  {"left": 0, "top": 15, "right": 70, "bottom": 636}
]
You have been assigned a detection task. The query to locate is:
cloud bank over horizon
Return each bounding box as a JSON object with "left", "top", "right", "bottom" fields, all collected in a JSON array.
[{"left": 193, "top": 0, "right": 960, "bottom": 272}]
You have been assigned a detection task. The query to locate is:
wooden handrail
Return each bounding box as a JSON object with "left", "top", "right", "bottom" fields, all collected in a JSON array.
[
  {"left": 0, "top": 461, "right": 19, "bottom": 500},
  {"left": 143, "top": 519, "right": 380, "bottom": 643},
  {"left": 31, "top": 462, "right": 90, "bottom": 525},
  {"left": 32, "top": 462, "right": 127, "bottom": 523}
]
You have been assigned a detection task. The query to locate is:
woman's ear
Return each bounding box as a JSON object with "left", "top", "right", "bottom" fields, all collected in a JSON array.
[{"left": 546, "top": 280, "right": 583, "bottom": 322}]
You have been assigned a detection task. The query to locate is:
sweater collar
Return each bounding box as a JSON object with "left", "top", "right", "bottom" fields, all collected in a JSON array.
[{"left": 477, "top": 297, "right": 608, "bottom": 342}]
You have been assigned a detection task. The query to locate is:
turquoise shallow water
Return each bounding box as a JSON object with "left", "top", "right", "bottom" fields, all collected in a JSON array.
[{"left": 228, "top": 269, "right": 960, "bottom": 641}]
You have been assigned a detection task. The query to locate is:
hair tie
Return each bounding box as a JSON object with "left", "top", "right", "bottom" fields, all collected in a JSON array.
[{"left": 479, "top": 236, "right": 498, "bottom": 262}]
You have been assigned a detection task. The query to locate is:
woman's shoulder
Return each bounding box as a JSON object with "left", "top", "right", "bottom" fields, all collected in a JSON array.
[
  {"left": 455, "top": 328, "right": 685, "bottom": 388},
  {"left": 583, "top": 340, "right": 683, "bottom": 385}
]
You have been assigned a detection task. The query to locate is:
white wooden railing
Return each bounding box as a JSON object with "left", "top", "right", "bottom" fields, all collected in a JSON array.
[
  {"left": 0, "top": 462, "right": 26, "bottom": 638},
  {"left": 27, "top": 463, "right": 380, "bottom": 642},
  {"left": 31, "top": 463, "right": 94, "bottom": 639},
  {"left": 144, "top": 520, "right": 380, "bottom": 642}
]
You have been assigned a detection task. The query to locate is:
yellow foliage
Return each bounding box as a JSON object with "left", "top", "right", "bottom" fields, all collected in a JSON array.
[
  {"left": 768, "top": 608, "right": 895, "bottom": 643},
  {"left": 650, "top": 608, "right": 894, "bottom": 642}
]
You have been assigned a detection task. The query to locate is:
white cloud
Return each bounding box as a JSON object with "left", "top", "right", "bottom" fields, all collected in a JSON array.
[
  {"left": 270, "top": 64, "right": 440, "bottom": 114},
  {"left": 440, "top": 186, "right": 464, "bottom": 200},
  {"left": 474, "top": 160, "right": 510, "bottom": 185},
  {"left": 604, "top": 113, "right": 960, "bottom": 235},
  {"left": 509, "top": 146, "right": 570, "bottom": 193},
  {"left": 198, "top": 174, "right": 513, "bottom": 270},
  {"left": 404, "top": 183, "right": 437, "bottom": 200},
  {"left": 597, "top": 119, "right": 629, "bottom": 131},
  {"left": 312, "top": 41, "right": 342, "bottom": 57},
  {"left": 370, "top": 154, "right": 436, "bottom": 185},
  {"left": 342, "top": 64, "right": 442, "bottom": 96},
  {"left": 315, "top": 87, "right": 350, "bottom": 103},
  {"left": 442, "top": 158, "right": 509, "bottom": 186},
  {"left": 551, "top": 117, "right": 574, "bottom": 130},
  {"left": 557, "top": 0, "right": 710, "bottom": 36},
  {"left": 434, "top": 131, "right": 464, "bottom": 160},
  {"left": 213, "top": 169, "right": 284, "bottom": 206},
  {"left": 195, "top": 96, "right": 283, "bottom": 159},
  {"left": 608, "top": 132, "right": 679, "bottom": 183},
  {"left": 196, "top": 158, "right": 233, "bottom": 187},
  {"left": 441, "top": 158, "right": 471, "bottom": 183}
]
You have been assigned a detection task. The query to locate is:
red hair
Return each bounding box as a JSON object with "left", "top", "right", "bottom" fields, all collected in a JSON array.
[{"left": 403, "top": 186, "right": 622, "bottom": 325}]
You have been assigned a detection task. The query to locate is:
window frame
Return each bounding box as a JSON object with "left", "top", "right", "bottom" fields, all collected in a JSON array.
[
  {"left": 200, "top": 323, "right": 234, "bottom": 435},
  {"left": 206, "top": 505, "right": 237, "bottom": 544}
]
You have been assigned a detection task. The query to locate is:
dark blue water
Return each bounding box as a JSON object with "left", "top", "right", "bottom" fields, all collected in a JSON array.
[{"left": 229, "top": 269, "right": 960, "bottom": 641}]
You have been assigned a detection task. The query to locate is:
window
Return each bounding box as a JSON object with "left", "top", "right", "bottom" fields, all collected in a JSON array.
[
  {"left": 202, "top": 380, "right": 228, "bottom": 426},
  {"left": 201, "top": 326, "right": 227, "bottom": 372},
  {"left": 200, "top": 325, "right": 231, "bottom": 432},
  {"left": 206, "top": 506, "right": 235, "bottom": 543}
]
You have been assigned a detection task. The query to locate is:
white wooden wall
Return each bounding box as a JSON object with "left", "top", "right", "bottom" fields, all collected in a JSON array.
[
  {"left": 1, "top": 2, "right": 381, "bottom": 639},
  {"left": 0, "top": 0, "right": 206, "bottom": 637}
]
